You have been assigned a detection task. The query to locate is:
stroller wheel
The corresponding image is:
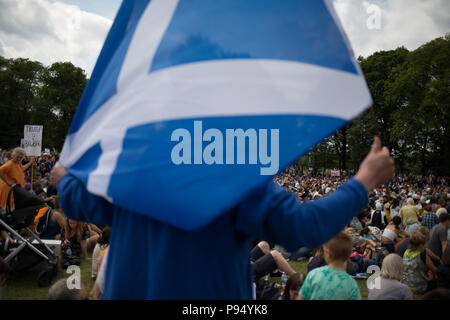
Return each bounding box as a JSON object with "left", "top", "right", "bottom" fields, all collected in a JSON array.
[{"left": 37, "top": 266, "right": 56, "bottom": 287}]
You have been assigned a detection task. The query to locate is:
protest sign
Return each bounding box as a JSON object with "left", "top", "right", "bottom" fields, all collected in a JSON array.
[{"left": 24, "top": 125, "right": 43, "bottom": 156}]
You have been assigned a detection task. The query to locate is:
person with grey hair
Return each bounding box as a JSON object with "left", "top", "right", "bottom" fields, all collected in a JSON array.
[
  {"left": 48, "top": 278, "right": 89, "bottom": 300},
  {"left": 0, "top": 147, "right": 34, "bottom": 209},
  {"left": 368, "top": 253, "right": 413, "bottom": 300},
  {"left": 400, "top": 198, "right": 420, "bottom": 228}
]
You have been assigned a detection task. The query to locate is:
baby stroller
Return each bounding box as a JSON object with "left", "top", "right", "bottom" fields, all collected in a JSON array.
[{"left": 0, "top": 184, "right": 58, "bottom": 287}]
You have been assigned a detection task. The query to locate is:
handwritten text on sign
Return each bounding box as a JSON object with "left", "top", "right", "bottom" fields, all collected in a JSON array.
[{"left": 24, "top": 125, "right": 43, "bottom": 156}]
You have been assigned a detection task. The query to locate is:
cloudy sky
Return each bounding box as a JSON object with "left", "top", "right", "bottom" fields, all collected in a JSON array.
[{"left": 0, "top": 0, "right": 448, "bottom": 75}]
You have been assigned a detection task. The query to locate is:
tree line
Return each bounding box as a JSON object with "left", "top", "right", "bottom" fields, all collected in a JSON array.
[
  {"left": 0, "top": 34, "right": 448, "bottom": 176},
  {"left": 301, "top": 34, "right": 449, "bottom": 177}
]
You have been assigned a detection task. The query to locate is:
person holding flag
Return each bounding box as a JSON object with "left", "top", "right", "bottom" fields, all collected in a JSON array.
[{"left": 50, "top": 0, "right": 394, "bottom": 299}]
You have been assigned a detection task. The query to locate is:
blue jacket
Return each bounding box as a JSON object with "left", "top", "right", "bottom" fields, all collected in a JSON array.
[{"left": 57, "top": 175, "right": 367, "bottom": 299}]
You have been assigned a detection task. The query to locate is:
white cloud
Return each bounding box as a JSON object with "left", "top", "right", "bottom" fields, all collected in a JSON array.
[
  {"left": 0, "top": 0, "right": 112, "bottom": 75},
  {"left": 333, "top": 0, "right": 450, "bottom": 57},
  {"left": 0, "top": 0, "right": 448, "bottom": 75}
]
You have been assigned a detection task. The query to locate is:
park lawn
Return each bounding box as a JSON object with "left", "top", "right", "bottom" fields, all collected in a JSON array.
[
  {"left": 4, "top": 259, "right": 422, "bottom": 300},
  {"left": 4, "top": 258, "right": 95, "bottom": 300}
]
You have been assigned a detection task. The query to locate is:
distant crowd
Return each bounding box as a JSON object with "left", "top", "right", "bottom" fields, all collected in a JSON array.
[{"left": 1, "top": 148, "right": 449, "bottom": 300}]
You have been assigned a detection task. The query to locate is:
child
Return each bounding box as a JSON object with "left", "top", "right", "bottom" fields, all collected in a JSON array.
[{"left": 298, "top": 231, "right": 361, "bottom": 300}]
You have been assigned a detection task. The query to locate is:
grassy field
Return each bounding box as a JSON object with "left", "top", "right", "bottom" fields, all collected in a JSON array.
[
  {"left": 4, "top": 258, "right": 95, "bottom": 300},
  {"left": 3, "top": 256, "right": 423, "bottom": 300}
]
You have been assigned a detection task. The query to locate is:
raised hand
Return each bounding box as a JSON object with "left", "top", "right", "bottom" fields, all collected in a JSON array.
[{"left": 354, "top": 136, "right": 395, "bottom": 192}]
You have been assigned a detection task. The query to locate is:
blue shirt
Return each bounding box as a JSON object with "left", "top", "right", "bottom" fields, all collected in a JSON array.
[
  {"left": 57, "top": 175, "right": 368, "bottom": 299},
  {"left": 422, "top": 211, "right": 439, "bottom": 230}
]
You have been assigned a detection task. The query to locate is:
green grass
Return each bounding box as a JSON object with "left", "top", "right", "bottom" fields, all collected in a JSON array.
[
  {"left": 4, "top": 258, "right": 95, "bottom": 300},
  {"left": 4, "top": 257, "right": 423, "bottom": 300}
]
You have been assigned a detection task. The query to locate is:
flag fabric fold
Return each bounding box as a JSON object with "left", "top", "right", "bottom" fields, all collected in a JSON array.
[{"left": 59, "top": 0, "right": 372, "bottom": 230}]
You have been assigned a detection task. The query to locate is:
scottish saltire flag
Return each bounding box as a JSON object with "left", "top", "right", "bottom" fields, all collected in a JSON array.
[{"left": 59, "top": 0, "right": 372, "bottom": 230}]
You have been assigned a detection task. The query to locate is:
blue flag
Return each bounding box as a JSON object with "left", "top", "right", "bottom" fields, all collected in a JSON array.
[{"left": 59, "top": 0, "right": 372, "bottom": 230}]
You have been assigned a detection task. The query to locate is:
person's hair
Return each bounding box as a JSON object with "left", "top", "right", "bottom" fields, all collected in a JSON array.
[
  {"left": 11, "top": 147, "right": 26, "bottom": 159},
  {"left": 360, "top": 227, "right": 370, "bottom": 236},
  {"left": 392, "top": 216, "right": 402, "bottom": 228},
  {"left": 437, "top": 208, "right": 448, "bottom": 219},
  {"left": 380, "top": 253, "right": 403, "bottom": 281},
  {"left": 313, "top": 246, "right": 325, "bottom": 266},
  {"left": 33, "top": 181, "right": 42, "bottom": 190},
  {"left": 418, "top": 226, "right": 429, "bottom": 237},
  {"left": 439, "top": 212, "right": 449, "bottom": 223},
  {"left": 97, "top": 226, "right": 111, "bottom": 246},
  {"left": 64, "top": 219, "right": 85, "bottom": 243},
  {"left": 422, "top": 288, "right": 450, "bottom": 300},
  {"left": 53, "top": 195, "right": 60, "bottom": 210},
  {"left": 324, "top": 231, "right": 353, "bottom": 263},
  {"left": 408, "top": 230, "right": 426, "bottom": 251},
  {"left": 392, "top": 198, "right": 400, "bottom": 207},
  {"left": 441, "top": 246, "right": 450, "bottom": 266},
  {"left": 282, "top": 273, "right": 306, "bottom": 300},
  {"left": 407, "top": 198, "right": 415, "bottom": 206},
  {"left": 48, "top": 278, "right": 84, "bottom": 300}
]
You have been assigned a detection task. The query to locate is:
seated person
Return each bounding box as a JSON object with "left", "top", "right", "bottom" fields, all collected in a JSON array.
[
  {"left": 348, "top": 252, "right": 382, "bottom": 277},
  {"left": 92, "top": 226, "right": 111, "bottom": 281},
  {"left": 273, "top": 243, "right": 312, "bottom": 261},
  {"left": 381, "top": 216, "right": 409, "bottom": 253},
  {"left": 370, "top": 203, "right": 388, "bottom": 230},
  {"left": 348, "top": 216, "right": 363, "bottom": 233},
  {"left": 250, "top": 241, "right": 296, "bottom": 280},
  {"left": 368, "top": 253, "right": 413, "bottom": 300},
  {"left": 281, "top": 273, "right": 306, "bottom": 300},
  {"left": 405, "top": 218, "right": 420, "bottom": 234},
  {"left": 298, "top": 231, "right": 361, "bottom": 300},
  {"left": 307, "top": 247, "right": 326, "bottom": 274},
  {"left": 48, "top": 278, "right": 89, "bottom": 300},
  {"left": 351, "top": 227, "right": 378, "bottom": 258},
  {"left": 401, "top": 230, "right": 436, "bottom": 294},
  {"left": 60, "top": 218, "right": 95, "bottom": 268},
  {"left": 32, "top": 197, "right": 65, "bottom": 240}
]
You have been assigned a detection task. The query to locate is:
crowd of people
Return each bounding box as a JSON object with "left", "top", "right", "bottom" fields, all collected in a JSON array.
[
  {"left": 0, "top": 146, "right": 450, "bottom": 300},
  {"left": 0, "top": 147, "right": 111, "bottom": 300},
  {"left": 266, "top": 164, "right": 450, "bottom": 299}
]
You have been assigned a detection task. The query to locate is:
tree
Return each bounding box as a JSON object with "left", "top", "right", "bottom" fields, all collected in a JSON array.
[
  {"left": 387, "top": 34, "right": 450, "bottom": 176},
  {"left": 39, "top": 62, "right": 88, "bottom": 149},
  {"left": 0, "top": 57, "right": 46, "bottom": 148}
]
